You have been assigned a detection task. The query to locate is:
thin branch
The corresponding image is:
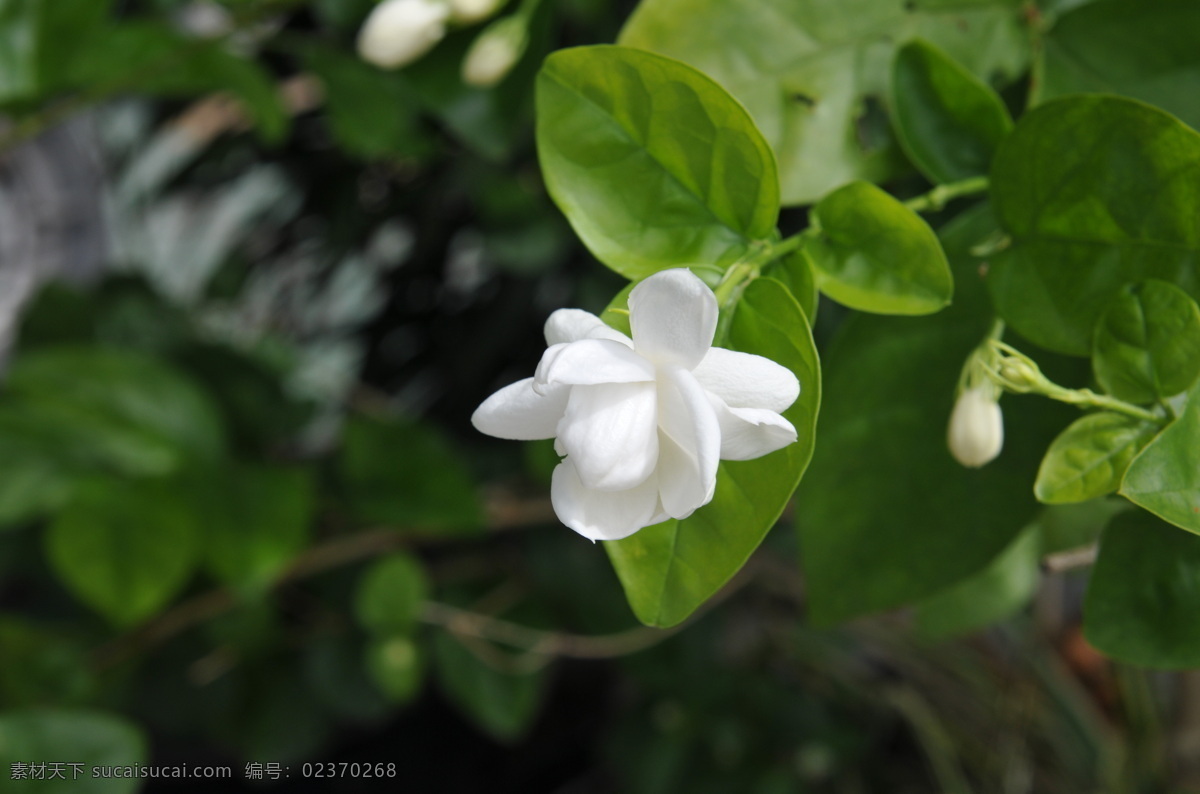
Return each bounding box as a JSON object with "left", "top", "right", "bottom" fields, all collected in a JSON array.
[{"left": 1041, "top": 544, "right": 1098, "bottom": 574}]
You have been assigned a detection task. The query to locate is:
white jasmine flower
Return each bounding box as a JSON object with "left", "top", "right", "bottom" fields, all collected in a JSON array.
[
  {"left": 472, "top": 269, "right": 801, "bottom": 541},
  {"left": 461, "top": 16, "right": 526, "bottom": 88},
  {"left": 947, "top": 386, "right": 1004, "bottom": 468},
  {"left": 357, "top": 0, "right": 450, "bottom": 70},
  {"left": 448, "top": 0, "right": 506, "bottom": 24}
]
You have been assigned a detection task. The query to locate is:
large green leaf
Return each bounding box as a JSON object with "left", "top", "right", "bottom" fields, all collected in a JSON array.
[
  {"left": 536, "top": 45, "right": 779, "bottom": 279},
  {"left": 1121, "top": 382, "right": 1200, "bottom": 534},
  {"left": 607, "top": 277, "right": 820, "bottom": 627},
  {"left": 0, "top": 709, "right": 146, "bottom": 794},
  {"left": 1035, "top": 412, "right": 1159, "bottom": 504},
  {"left": 806, "top": 180, "right": 952, "bottom": 315},
  {"left": 890, "top": 39, "right": 1012, "bottom": 184},
  {"left": 354, "top": 553, "right": 430, "bottom": 637},
  {"left": 987, "top": 96, "right": 1200, "bottom": 355},
  {"left": 1093, "top": 280, "right": 1200, "bottom": 404},
  {"left": 619, "top": 0, "right": 1030, "bottom": 204},
  {"left": 200, "top": 464, "right": 313, "bottom": 591},
  {"left": 1085, "top": 509, "right": 1200, "bottom": 668},
  {"left": 45, "top": 478, "right": 200, "bottom": 626},
  {"left": 337, "top": 416, "right": 483, "bottom": 533},
  {"left": 914, "top": 525, "right": 1039, "bottom": 639},
  {"left": 0, "top": 0, "right": 110, "bottom": 104},
  {"left": 1037, "top": 0, "right": 1200, "bottom": 130},
  {"left": 796, "top": 203, "right": 1075, "bottom": 624}
]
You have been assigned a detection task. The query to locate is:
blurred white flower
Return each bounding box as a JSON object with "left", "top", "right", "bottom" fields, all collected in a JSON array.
[
  {"left": 947, "top": 386, "right": 1004, "bottom": 468},
  {"left": 448, "top": 0, "right": 506, "bottom": 24},
  {"left": 461, "top": 16, "right": 526, "bottom": 88},
  {"left": 357, "top": 0, "right": 450, "bottom": 70},
  {"left": 472, "top": 269, "right": 800, "bottom": 541}
]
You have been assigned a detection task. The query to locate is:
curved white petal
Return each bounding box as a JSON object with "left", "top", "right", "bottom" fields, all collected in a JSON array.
[
  {"left": 559, "top": 382, "right": 658, "bottom": 491},
  {"left": 544, "top": 309, "right": 632, "bottom": 347},
  {"left": 533, "top": 339, "right": 654, "bottom": 394},
  {"left": 655, "top": 366, "right": 720, "bottom": 518},
  {"left": 471, "top": 378, "right": 568, "bottom": 440},
  {"left": 713, "top": 400, "right": 797, "bottom": 461},
  {"left": 628, "top": 269, "right": 717, "bottom": 369},
  {"left": 692, "top": 347, "right": 799, "bottom": 412},
  {"left": 551, "top": 459, "right": 660, "bottom": 541}
]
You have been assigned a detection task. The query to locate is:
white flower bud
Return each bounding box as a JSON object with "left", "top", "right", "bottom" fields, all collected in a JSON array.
[
  {"left": 947, "top": 386, "right": 1004, "bottom": 468},
  {"left": 448, "top": 0, "right": 506, "bottom": 24},
  {"left": 357, "top": 0, "right": 450, "bottom": 70},
  {"left": 461, "top": 16, "right": 526, "bottom": 87}
]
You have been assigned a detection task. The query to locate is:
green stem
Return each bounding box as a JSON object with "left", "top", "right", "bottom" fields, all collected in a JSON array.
[
  {"left": 1045, "top": 385, "right": 1166, "bottom": 426},
  {"left": 903, "top": 176, "right": 990, "bottom": 213}
]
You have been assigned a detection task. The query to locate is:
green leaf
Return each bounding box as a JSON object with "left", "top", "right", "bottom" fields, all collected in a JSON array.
[
  {"left": 7, "top": 346, "right": 225, "bottom": 472},
  {"left": 1035, "top": 412, "right": 1159, "bottom": 504},
  {"left": 200, "top": 464, "right": 313, "bottom": 591},
  {"left": 1035, "top": 498, "right": 1129, "bottom": 556},
  {"left": 354, "top": 553, "right": 429, "bottom": 637},
  {"left": 806, "top": 180, "right": 952, "bottom": 315},
  {"left": 1121, "top": 383, "right": 1200, "bottom": 534},
  {"left": 1084, "top": 509, "right": 1200, "bottom": 668},
  {"left": 796, "top": 203, "right": 1077, "bottom": 624},
  {"left": 0, "top": 620, "right": 93, "bottom": 708},
  {"left": 338, "top": 416, "right": 483, "bottom": 532},
  {"left": 1093, "top": 280, "right": 1200, "bottom": 404},
  {"left": 45, "top": 477, "right": 200, "bottom": 626},
  {"left": 536, "top": 45, "right": 779, "bottom": 279},
  {"left": 607, "top": 277, "right": 820, "bottom": 627},
  {"left": 432, "top": 632, "right": 543, "bottom": 742},
  {"left": 619, "top": 0, "right": 1030, "bottom": 204},
  {"left": 914, "top": 526, "right": 1039, "bottom": 639},
  {"left": 365, "top": 636, "right": 425, "bottom": 704},
  {"left": 299, "top": 42, "right": 429, "bottom": 160},
  {"left": 890, "top": 39, "right": 1012, "bottom": 184},
  {"left": 987, "top": 95, "right": 1200, "bottom": 355},
  {"left": 765, "top": 248, "right": 819, "bottom": 322},
  {"left": 0, "top": 709, "right": 146, "bottom": 794},
  {"left": 0, "top": 0, "right": 111, "bottom": 103},
  {"left": 302, "top": 635, "right": 391, "bottom": 723},
  {"left": 1037, "top": 0, "right": 1200, "bottom": 130}
]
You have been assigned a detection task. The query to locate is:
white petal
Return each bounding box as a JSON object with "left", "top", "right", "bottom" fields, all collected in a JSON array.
[
  {"left": 357, "top": 0, "right": 449, "bottom": 69},
  {"left": 533, "top": 339, "right": 654, "bottom": 394},
  {"left": 692, "top": 347, "right": 799, "bottom": 412},
  {"left": 655, "top": 366, "right": 720, "bottom": 518},
  {"left": 558, "top": 382, "right": 658, "bottom": 491},
  {"left": 544, "top": 309, "right": 632, "bottom": 347},
  {"left": 947, "top": 387, "right": 1004, "bottom": 468},
  {"left": 628, "top": 269, "right": 717, "bottom": 369},
  {"left": 712, "top": 400, "right": 797, "bottom": 461},
  {"left": 551, "top": 459, "right": 661, "bottom": 541},
  {"left": 471, "top": 378, "right": 568, "bottom": 440}
]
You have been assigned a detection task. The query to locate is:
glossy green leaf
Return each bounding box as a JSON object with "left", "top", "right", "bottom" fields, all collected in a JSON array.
[
  {"left": 1037, "top": 0, "right": 1200, "bottom": 130},
  {"left": 619, "top": 0, "right": 1030, "bottom": 204},
  {"left": 338, "top": 416, "right": 483, "bottom": 533},
  {"left": 45, "top": 478, "right": 200, "bottom": 626},
  {"left": 765, "top": 248, "right": 819, "bottom": 322},
  {"left": 433, "top": 632, "right": 543, "bottom": 742},
  {"left": 0, "top": 709, "right": 146, "bottom": 794},
  {"left": 354, "top": 553, "right": 430, "bottom": 637},
  {"left": 365, "top": 636, "right": 425, "bottom": 704},
  {"left": 806, "top": 180, "right": 953, "bottom": 315},
  {"left": 201, "top": 465, "right": 313, "bottom": 591},
  {"left": 1121, "top": 383, "right": 1200, "bottom": 534},
  {"left": 7, "top": 346, "right": 225, "bottom": 472},
  {"left": 1085, "top": 509, "right": 1200, "bottom": 667},
  {"left": 914, "top": 526, "right": 1039, "bottom": 639},
  {"left": 1035, "top": 412, "right": 1158, "bottom": 504},
  {"left": 988, "top": 96, "right": 1200, "bottom": 355},
  {"left": 890, "top": 39, "right": 1012, "bottom": 184},
  {"left": 607, "top": 277, "right": 820, "bottom": 627},
  {"left": 1093, "top": 280, "right": 1200, "bottom": 404},
  {"left": 536, "top": 45, "right": 779, "bottom": 278},
  {"left": 797, "top": 203, "right": 1076, "bottom": 624}
]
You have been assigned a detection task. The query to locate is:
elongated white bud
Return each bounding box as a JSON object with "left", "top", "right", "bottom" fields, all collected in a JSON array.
[
  {"left": 947, "top": 386, "right": 1004, "bottom": 468},
  {"left": 357, "top": 0, "right": 450, "bottom": 70},
  {"left": 461, "top": 16, "right": 526, "bottom": 87}
]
